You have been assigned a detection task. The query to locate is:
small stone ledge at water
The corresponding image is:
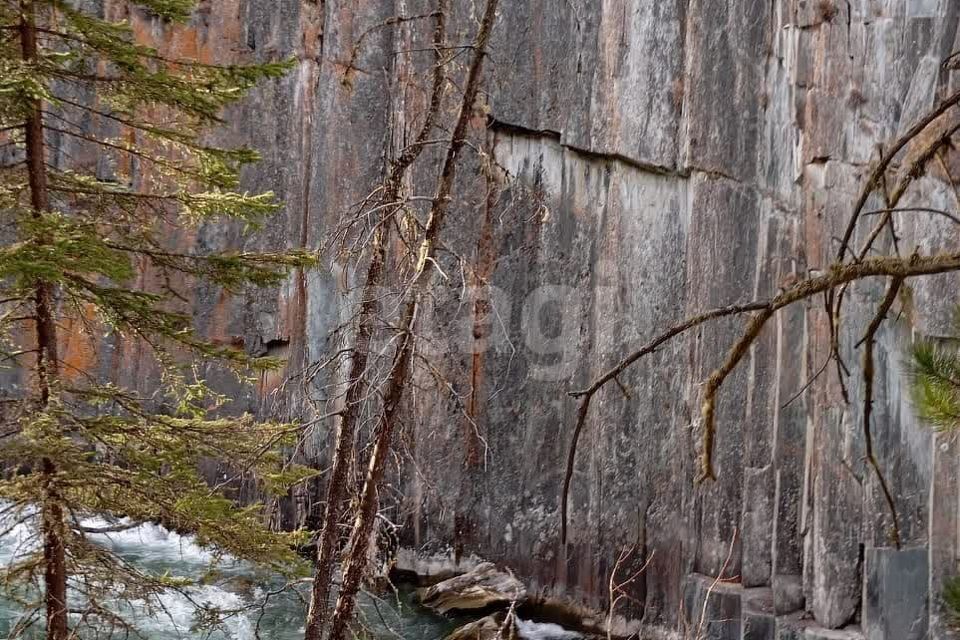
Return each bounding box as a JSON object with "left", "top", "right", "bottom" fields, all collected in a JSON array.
[
  {"left": 776, "top": 614, "right": 864, "bottom": 640},
  {"left": 418, "top": 562, "right": 528, "bottom": 614},
  {"left": 682, "top": 574, "right": 865, "bottom": 640}
]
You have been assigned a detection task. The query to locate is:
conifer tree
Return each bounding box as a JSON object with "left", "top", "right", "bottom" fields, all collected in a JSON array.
[
  {"left": 911, "top": 330, "right": 960, "bottom": 625},
  {"left": 0, "top": 1, "right": 315, "bottom": 637},
  {"left": 911, "top": 337, "right": 960, "bottom": 430}
]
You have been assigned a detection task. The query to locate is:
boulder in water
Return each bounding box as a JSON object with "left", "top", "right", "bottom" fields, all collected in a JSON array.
[
  {"left": 445, "top": 613, "right": 517, "bottom": 640},
  {"left": 419, "top": 562, "right": 527, "bottom": 613}
]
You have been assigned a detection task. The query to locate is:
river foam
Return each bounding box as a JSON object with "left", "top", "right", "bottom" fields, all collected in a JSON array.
[{"left": 0, "top": 506, "right": 456, "bottom": 639}]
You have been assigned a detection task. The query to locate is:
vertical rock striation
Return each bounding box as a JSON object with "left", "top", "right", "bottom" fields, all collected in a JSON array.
[{"left": 63, "top": 1, "right": 960, "bottom": 638}]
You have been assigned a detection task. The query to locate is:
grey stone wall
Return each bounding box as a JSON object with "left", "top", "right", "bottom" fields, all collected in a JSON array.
[{"left": 90, "top": 1, "right": 960, "bottom": 638}]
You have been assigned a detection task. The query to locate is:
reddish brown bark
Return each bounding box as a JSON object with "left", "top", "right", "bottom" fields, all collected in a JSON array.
[{"left": 19, "top": 3, "right": 68, "bottom": 638}]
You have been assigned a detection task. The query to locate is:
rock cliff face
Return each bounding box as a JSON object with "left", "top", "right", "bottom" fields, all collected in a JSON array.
[{"left": 68, "top": 1, "right": 960, "bottom": 638}]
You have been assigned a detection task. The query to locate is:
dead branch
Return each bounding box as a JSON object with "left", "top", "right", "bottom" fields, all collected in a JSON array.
[
  {"left": 836, "top": 88, "right": 960, "bottom": 259},
  {"left": 302, "top": 5, "right": 451, "bottom": 639},
  {"left": 324, "top": 2, "right": 499, "bottom": 639},
  {"left": 699, "top": 308, "right": 776, "bottom": 483},
  {"left": 863, "top": 206, "right": 960, "bottom": 227},
  {"left": 342, "top": 12, "right": 443, "bottom": 84},
  {"left": 821, "top": 124, "right": 955, "bottom": 459},
  {"left": 605, "top": 546, "right": 653, "bottom": 640},
  {"left": 562, "top": 250, "right": 960, "bottom": 540},
  {"left": 861, "top": 276, "right": 903, "bottom": 548},
  {"left": 695, "top": 529, "right": 739, "bottom": 640},
  {"left": 560, "top": 299, "right": 769, "bottom": 542}
]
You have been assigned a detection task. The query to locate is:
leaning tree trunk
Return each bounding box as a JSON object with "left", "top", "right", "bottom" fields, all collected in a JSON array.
[
  {"left": 302, "top": 6, "right": 449, "bottom": 638},
  {"left": 323, "top": 2, "right": 499, "bottom": 638},
  {"left": 303, "top": 236, "right": 386, "bottom": 640},
  {"left": 19, "top": 3, "right": 68, "bottom": 639}
]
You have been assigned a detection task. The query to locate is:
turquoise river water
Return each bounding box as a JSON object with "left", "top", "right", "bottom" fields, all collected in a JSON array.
[{"left": 0, "top": 514, "right": 581, "bottom": 640}]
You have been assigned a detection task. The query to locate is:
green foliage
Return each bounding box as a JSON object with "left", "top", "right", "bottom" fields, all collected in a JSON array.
[
  {"left": 912, "top": 325, "right": 960, "bottom": 631},
  {"left": 944, "top": 576, "right": 960, "bottom": 627},
  {"left": 0, "top": 0, "right": 316, "bottom": 636},
  {"left": 910, "top": 338, "right": 960, "bottom": 431}
]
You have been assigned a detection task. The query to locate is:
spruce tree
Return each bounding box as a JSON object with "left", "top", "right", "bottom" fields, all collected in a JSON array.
[
  {"left": 912, "top": 328, "right": 960, "bottom": 626},
  {"left": 910, "top": 337, "right": 960, "bottom": 429},
  {"left": 0, "top": 1, "right": 315, "bottom": 637}
]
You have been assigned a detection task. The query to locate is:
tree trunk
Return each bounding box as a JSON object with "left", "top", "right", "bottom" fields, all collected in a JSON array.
[
  {"left": 303, "top": 236, "right": 386, "bottom": 640},
  {"left": 19, "top": 3, "right": 68, "bottom": 639},
  {"left": 324, "top": 309, "right": 415, "bottom": 640},
  {"left": 40, "top": 460, "right": 68, "bottom": 640},
  {"left": 324, "top": 2, "right": 497, "bottom": 638},
  {"left": 303, "top": 7, "right": 449, "bottom": 637}
]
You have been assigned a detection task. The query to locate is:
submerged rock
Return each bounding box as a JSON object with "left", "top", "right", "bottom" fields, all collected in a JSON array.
[{"left": 419, "top": 562, "right": 527, "bottom": 614}]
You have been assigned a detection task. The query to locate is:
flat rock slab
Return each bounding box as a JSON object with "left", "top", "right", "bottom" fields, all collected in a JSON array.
[
  {"left": 419, "top": 562, "right": 527, "bottom": 614},
  {"left": 803, "top": 628, "right": 865, "bottom": 640},
  {"left": 776, "top": 614, "right": 864, "bottom": 640}
]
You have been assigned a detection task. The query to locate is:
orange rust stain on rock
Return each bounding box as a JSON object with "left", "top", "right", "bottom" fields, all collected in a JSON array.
[
  {"left": 259, "top": 346, "right": 289, "bottom": 397},
  {"left": 58, "top": 305, "right": 99, "bottom": 383},
  {"left": 119, "top": 0, "right": 246, "bottom": 66},
  {"left": 464, "top": 174, "right": 499, "bottom": 468},
  {"left": 298, "top": 2, "right": 324, "bottom": 61},
  {"left": 273, "top": 287, "right": 297, "bottom": 345},
  {"left": 205, "top": 290, "right": 234, "bottom": 345}
]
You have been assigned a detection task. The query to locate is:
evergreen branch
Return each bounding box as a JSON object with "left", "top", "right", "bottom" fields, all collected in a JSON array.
[
  {"left": 40, "top": 123, "right": 201, "bottom": 178},
  {"left": 51, "top": 92, "right": 204, "bottom": 143}
]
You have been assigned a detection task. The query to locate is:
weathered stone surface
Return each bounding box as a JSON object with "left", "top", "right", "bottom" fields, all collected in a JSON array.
[
  {"left": 743, "top": 466, "right": 774, "bottom": 588},
  {"left": 808, "top": 408, "right": 862, "bottom": 629},
  {"left": 743, "top": 613, "right": 777, "bottom": 640},
  {"left": 70, "top": 1, "right": 960, "bottom": 637},
  {"left": 683, "top": 574, "right": 742, "bottom": 640},
  {"left": 687, "top": 173, "right": 761, "bottom": 582},
  {"left": 930, "top": 433, "right": 960, "bottom": 640},
  {"left": 742, "top": 587, "right": 777, "bottom": 640},
  {"left": 419, "top": 563, "right": 527, "bottom": 614},
  {"left": 862, "top": 546, "right": 929, "bottom": 640},
  {"left": 488, "top": 0, "right": 685, "bottom": 170},
  {"left": 776, "top": 614, "right": 864, "bottom": 640},
  {"left": 775, "top": 613, "right": 810, "bottom": 640},
  {"left": 771, "top": 575, "right": 804, "bottom": 616},
  {"left": 680, "top": 0, "right": 772, "bottom": 181},
  {"left": 802, "top": 627, "right": 865, "bottom": 640}
]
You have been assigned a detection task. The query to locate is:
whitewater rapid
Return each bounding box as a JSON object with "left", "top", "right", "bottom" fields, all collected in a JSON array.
[
  {"left": 0, "top": 511, "right": 583, "bottom": 640},
  {"left": 0, "top": 512, "right": 455, "bottom": 639}
]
